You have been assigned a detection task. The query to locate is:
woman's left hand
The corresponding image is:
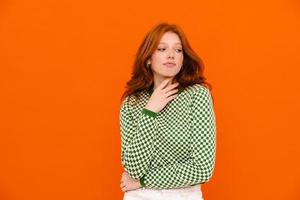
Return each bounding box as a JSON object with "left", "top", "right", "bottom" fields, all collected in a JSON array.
[{"left": 120, "top": 171, "right": 142, "bottom": 192}]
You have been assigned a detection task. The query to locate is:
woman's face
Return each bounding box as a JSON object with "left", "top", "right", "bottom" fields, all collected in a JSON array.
[{"left": 149, "top": 31, "right": 184, "bottom": 80}]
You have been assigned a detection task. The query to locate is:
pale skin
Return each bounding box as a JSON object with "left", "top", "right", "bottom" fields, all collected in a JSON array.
[{"left": 121, "top": 31, "right": 184, "bottom": 192}]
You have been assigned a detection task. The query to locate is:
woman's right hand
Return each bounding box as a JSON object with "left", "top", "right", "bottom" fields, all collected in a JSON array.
[{"left": 145, "top": 78, "right": 179, "bottom": 113}]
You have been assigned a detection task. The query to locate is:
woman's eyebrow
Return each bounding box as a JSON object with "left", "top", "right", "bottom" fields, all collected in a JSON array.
[{"left": 159, "top": 42, "right": 182, "bottom": 45}]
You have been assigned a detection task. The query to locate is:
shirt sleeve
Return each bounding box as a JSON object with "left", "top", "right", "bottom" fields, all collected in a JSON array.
[
  {"left": 120, "top": 96, "right": 159, "bottom": 179},
  {"left": 139, "top": 87, "right": 217, "bottom": 189}
]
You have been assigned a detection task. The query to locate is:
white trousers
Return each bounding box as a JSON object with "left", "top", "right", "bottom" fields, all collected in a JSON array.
[{"left": 123, "top": 184, "right": 204, "bottom": 200}]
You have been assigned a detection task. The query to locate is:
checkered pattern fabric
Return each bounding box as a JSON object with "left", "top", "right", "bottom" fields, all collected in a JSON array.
[{"left": 120, "top": 84, "right": 217, "bottom": 189}]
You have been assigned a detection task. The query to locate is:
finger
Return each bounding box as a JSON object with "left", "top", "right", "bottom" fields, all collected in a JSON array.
[
  {"left": 163, "top": 82, "right": 179, "bottom": 93},
  {"left": 122, "top": 173, "right": 128, "bottom": 179},
  {"left": 122, "top": 172, "right": 127, "bottom": 178},
  {"left": 158, "top": 78, "right": 173, "bottom": 90},
  {"left": 166, "top": 93, "right": 178, "bottom": 102},
  {"left": 121, "top": 177, "right": 126, "bottom": 183},
  {"left": 165, "top": 88, "right": 178, "bottom": 97},
  {"left": 121, "top": 185, "right": 127, "bottom": 192}
]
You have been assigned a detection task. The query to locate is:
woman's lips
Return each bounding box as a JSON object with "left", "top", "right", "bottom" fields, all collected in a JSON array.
[{"left": 163, "top": 63, "right": 176, "bottom": 67}]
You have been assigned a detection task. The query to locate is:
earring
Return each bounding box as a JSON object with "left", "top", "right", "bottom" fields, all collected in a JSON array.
[{"left": 147, "top": 61, "right": 151, "bottom": 68}]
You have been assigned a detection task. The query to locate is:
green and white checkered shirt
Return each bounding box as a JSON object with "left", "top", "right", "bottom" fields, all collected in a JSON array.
[{"left": 120, "top": 83, "right": 216, "bottom": 189}]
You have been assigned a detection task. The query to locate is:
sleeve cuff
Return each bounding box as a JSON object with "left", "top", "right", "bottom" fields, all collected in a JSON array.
[
  {"left": 142, "top": 108, "right": 157, "bottom": 118},
  {"left": 140, "top": 176, "right": 146, "bottom": 187}
]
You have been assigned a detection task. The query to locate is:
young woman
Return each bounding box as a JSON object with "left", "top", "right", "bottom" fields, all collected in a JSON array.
[{"left": 119, "top": 22, "right": 217, "bottom": 200}]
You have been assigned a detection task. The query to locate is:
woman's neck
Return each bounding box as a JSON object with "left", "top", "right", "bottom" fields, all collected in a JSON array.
[{"left": 153, "top": 76, "right": 176, "bottom": 90}]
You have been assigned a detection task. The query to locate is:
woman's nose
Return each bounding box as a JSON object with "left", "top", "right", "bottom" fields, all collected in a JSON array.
[{"left": 167, "top": 49, "right": 175, "bottom": 59}]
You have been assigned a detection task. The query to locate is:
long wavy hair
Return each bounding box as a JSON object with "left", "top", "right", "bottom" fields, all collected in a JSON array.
[{"left": 120, "top": 22, "right": 213, "bottom": 104}]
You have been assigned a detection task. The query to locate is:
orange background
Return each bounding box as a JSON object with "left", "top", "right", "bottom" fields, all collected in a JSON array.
[{"left": 1, "top": 0, "right": 300, "bottom": 199}]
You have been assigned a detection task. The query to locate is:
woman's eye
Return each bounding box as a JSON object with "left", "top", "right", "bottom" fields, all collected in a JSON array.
[
  {"left": 158, "top": 48, "right": 166, "bottom": 51},
  {"left": 157, "top": 48, "right": 182, "bottom": 52}
]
